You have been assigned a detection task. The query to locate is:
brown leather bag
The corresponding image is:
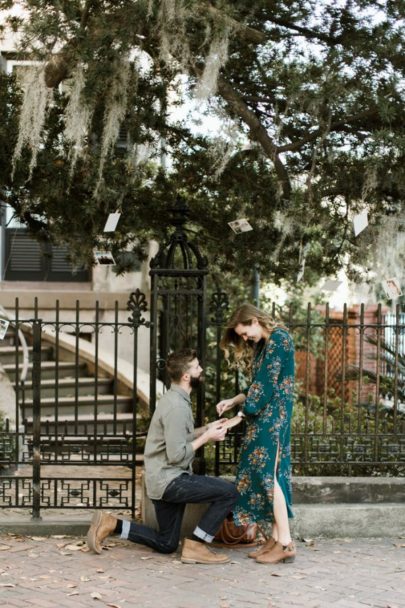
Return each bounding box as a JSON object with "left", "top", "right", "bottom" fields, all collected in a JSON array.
[{"left": 214, "top": 515, "right": 258, "bottom": 545}]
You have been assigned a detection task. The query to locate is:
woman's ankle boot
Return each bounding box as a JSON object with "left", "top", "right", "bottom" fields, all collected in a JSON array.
[
  {"left": 255, "top": 541, "right": 296, "bottom": 564},
  {"left": 247, "top": 536, "right": 276, "bottom": 559}
]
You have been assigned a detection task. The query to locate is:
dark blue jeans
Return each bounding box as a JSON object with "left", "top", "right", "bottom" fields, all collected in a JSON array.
[{"left": 126, "top": 474, "right": 239, "bottom": 554}]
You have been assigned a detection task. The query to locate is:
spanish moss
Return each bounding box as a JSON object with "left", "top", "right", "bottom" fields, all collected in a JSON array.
[{"left": 12, "top": 66, "right": 52, "bottom": 180}]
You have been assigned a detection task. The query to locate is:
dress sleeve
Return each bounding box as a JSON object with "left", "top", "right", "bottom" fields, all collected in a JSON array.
[{"left": 243, "top": 329, "right": 294, "bottom": 417}]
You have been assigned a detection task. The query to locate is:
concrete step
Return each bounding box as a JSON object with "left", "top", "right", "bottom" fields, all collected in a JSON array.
[
  {"left": 0, "top": 335, "right": 17, "bottom": 347},
  {"left": 0, "top": 345, "right": 54, "bottom": 365},
  {"left": 3, "top": 360, "right": 89, "bottom": 381},
  {"left": 23, "top": 411, "right": 137, "bottom": 435},
  {"left": 23, "top": 432, "right": 142, "bottom": 459},
  {"left": 21, "top": 394, "right": 133, "bottom": 419},
  {"left": 20, "top": 377, "right": 113, "bottom": 399}
]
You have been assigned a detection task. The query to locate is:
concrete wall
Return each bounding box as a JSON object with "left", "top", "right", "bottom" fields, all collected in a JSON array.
[{"left": 141, "top": 475, "right": 405, "bottom": 539}]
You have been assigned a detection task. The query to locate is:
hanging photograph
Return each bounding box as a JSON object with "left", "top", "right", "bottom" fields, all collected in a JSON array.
[
  {"left": 228, "top": 219, "right": 253, "bottom": 234},
  {"left": 382, "top": 277, "right": 403, "bottom": 299}
]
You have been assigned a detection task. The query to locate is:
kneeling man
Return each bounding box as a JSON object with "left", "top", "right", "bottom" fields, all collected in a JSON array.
[{"left": 87, "top": 349, "right": 238, "bottom": 564}]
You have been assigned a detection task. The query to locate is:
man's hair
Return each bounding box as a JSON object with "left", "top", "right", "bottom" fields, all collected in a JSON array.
[{"left": 166, "top": 349, "right": 198, "bottom": 383}]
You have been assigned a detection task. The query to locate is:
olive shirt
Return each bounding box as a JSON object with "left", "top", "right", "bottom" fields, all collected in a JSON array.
[{"left": 144, "top": 384, "right": 196, "bottom": 500}]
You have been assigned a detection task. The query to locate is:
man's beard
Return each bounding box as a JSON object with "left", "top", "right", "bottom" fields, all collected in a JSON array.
[{"left": 190, "top": 374, "right": 204, "bottom": 389}]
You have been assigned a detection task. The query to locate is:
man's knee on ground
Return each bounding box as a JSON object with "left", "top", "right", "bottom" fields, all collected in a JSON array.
[{"left": 158, "top": 541, "right": 179, "bottom": 554}]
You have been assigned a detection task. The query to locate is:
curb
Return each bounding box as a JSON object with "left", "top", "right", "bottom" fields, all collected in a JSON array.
[
  {"left": 1, "top": 504, "right": 405, "bottom": 539},
  {"left": 0, "top": 518, "right": 91, "bottom": 536},
  {"left": 293, "top": 503, "right": 405, "bottom": 538}
]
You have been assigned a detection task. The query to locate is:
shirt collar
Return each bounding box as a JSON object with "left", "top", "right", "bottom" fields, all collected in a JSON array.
[{"left": 170, "top": 384, "right": 191, "bottom": 404}]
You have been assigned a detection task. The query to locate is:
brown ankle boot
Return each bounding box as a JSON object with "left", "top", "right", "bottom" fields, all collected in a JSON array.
[
  {"left": 181, "top": 539, "right": 230, "bottom": 564},
  {"left": 87, "top": 511, "right": 118, "bottom": 554},
  {"left": 248, "top": 536, "right": 276, "bottom": 559},
  {"left": 255, "top": 541, "right": 296, "bottom": 564}
]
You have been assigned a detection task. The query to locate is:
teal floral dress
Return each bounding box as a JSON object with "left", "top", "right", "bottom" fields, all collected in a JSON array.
[{"left": 233, "top": 327, "right": 295, "bottom": 526}]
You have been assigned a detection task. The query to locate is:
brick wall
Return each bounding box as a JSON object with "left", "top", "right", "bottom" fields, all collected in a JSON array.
[{"left": 294, "top": 306, "right": 389, "bottom": 405}]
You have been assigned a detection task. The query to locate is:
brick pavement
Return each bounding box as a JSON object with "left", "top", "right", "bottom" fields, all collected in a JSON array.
[{"left": 0, "top": 534, "right": 404, "bottom": 608}]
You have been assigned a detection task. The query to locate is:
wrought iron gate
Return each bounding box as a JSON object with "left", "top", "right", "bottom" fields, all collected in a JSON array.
[{"left": 0, "top": 296, "right": 149, "bottom": 518}]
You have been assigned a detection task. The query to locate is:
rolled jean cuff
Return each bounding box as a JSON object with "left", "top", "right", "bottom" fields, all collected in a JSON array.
[
  {"left": 120, "top": 519, "right": 130, "bottom": 540},
  {"left": 193, "top": 526, "right": 214, "bottom": 543}
]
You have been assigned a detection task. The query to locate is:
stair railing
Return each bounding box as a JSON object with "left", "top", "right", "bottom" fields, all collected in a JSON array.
[{"left": 0, "top": 305, "right": 30, "bottom": 465}]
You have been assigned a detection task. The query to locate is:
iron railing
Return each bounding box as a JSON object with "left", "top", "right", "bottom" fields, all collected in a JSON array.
[
  {"left": 212, "top": 301, "right": 405, "bottom": 476},
  {"left": 0, "top": 296, "right": 150, "bottom": 518},
  {"left": 0, "top": 297, "right": 404, "bottom": 518}
]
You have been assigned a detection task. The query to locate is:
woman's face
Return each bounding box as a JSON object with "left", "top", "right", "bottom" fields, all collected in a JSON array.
[{"left": 234, "top": 318, "right": 265, "bottom": 343}]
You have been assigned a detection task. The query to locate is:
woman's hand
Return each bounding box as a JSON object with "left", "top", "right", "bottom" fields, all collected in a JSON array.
[{"left": 216, "top": 398, "right": 236, "bottom": 416}]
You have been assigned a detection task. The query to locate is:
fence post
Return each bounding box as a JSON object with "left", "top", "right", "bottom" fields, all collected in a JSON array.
[
  {"left": 31, "top": 318, "right": 42, "bottom": 521},
  {"left": 209, "top": 290, "right": 229, "bottom": 476},
  {"left": 127, "top": 289, "right": 150, "bottom": 518}
]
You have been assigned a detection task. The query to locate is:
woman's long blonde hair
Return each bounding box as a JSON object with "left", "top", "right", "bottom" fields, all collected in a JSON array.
[{"left": 220, "top": 303, "right": 282, "bottom": 370}]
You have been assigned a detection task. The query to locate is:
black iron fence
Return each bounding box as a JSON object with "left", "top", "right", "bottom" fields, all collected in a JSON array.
[
  {"left": 0, "top": 296, "right": 150, "bottom": 518},
  {"left": 212, "top": 300, "right": 405, "bottom": 477},
  {"left": 0, "top": 297, "right": 404, "bottom": 517}
]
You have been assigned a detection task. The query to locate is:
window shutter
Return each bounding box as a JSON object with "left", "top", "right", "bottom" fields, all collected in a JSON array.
[{"left": 4, "top": 229, "right": 90, "bottom": 282}]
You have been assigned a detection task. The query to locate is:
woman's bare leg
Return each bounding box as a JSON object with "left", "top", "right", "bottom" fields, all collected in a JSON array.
[
  {"left": 273, "top": 479, "right": 292, "bottom": 545},
  {"left": 273, "top": 445, "right": 292, "bottom": 546}
]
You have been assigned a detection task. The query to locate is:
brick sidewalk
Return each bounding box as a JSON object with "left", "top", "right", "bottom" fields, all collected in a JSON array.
[{"left": 0, "top": 534, "right": 404, "bottom": 608}]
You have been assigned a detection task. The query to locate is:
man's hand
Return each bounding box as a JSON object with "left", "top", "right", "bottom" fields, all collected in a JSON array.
[
  {"left": 205, "top": 421, "right": 227, "bottom": 442},
  {"left": 192, "top": 420, "right": 228, "bottom": 451},
  {"left": 221, "top": 415, "right": 243, "bottom": 430},
  {"left": 206, "top": 418, "right": 227, "bottom": 429}
]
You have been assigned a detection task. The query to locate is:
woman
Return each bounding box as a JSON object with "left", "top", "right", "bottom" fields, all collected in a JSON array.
[{"left": 216, "top": 303, "right": 295, "bottom": 564}]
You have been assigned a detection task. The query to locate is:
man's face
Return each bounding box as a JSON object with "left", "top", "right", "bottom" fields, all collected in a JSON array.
[{"left": 186, "top": 358, "right": 204, "bottom": 388}]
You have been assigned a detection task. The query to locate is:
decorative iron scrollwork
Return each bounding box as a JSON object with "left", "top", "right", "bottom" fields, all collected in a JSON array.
[
  {"left": 127, "top": 289, "right": 151, "bottom": 327},
  {"left": 150, "top": 196, "right": 208, "bottom": 271},
  {"left": 69, "top": 488, "right": 81, "bottom": 497},
  {"left": 209, "top": 291, "right": 229, "bottom": 326}
]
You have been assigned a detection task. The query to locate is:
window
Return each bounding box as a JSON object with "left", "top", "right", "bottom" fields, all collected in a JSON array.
[{"left": 3, "top": 229, "right": 90, "bottom": 282}]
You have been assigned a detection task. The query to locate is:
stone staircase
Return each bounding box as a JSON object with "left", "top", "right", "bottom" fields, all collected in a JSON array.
[{"left": 0, "top": 329, "right": 146, "bottom": 460}]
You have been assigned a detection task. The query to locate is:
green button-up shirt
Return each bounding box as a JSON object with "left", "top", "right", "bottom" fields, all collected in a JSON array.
[{"left": 144, "top": 384, "right": 195, "bottom": 500}]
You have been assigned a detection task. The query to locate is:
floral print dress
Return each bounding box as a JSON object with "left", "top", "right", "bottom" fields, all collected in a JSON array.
[{"left": 233, "top": 327, "right": 295, "bottom": 526}]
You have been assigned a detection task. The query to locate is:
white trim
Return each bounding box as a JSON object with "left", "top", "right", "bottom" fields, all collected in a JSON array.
[
  {"left": 193, "top": 526, "right": 214, "bottom": 543},
  {"left": 120, "top": 519, "right": 130, "bottom": 540}
]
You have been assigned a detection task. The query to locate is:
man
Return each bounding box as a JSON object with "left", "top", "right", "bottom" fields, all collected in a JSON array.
[{"left": 87, "top": 348, "right": 239, "bottom": 564}]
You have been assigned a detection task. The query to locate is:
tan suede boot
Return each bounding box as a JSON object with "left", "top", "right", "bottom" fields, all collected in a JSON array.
[
  {"left": 247, "top": 536, "right": 276, "bottom": 559},
  {"left": 181, "top": 539, "right": 230, "bottom": 564},
  {"left": 87, "top": 511, "right": 118, "bottom": 554},
  {"left": 255, "top": 541, "right": 296, "bottom": 564}
]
